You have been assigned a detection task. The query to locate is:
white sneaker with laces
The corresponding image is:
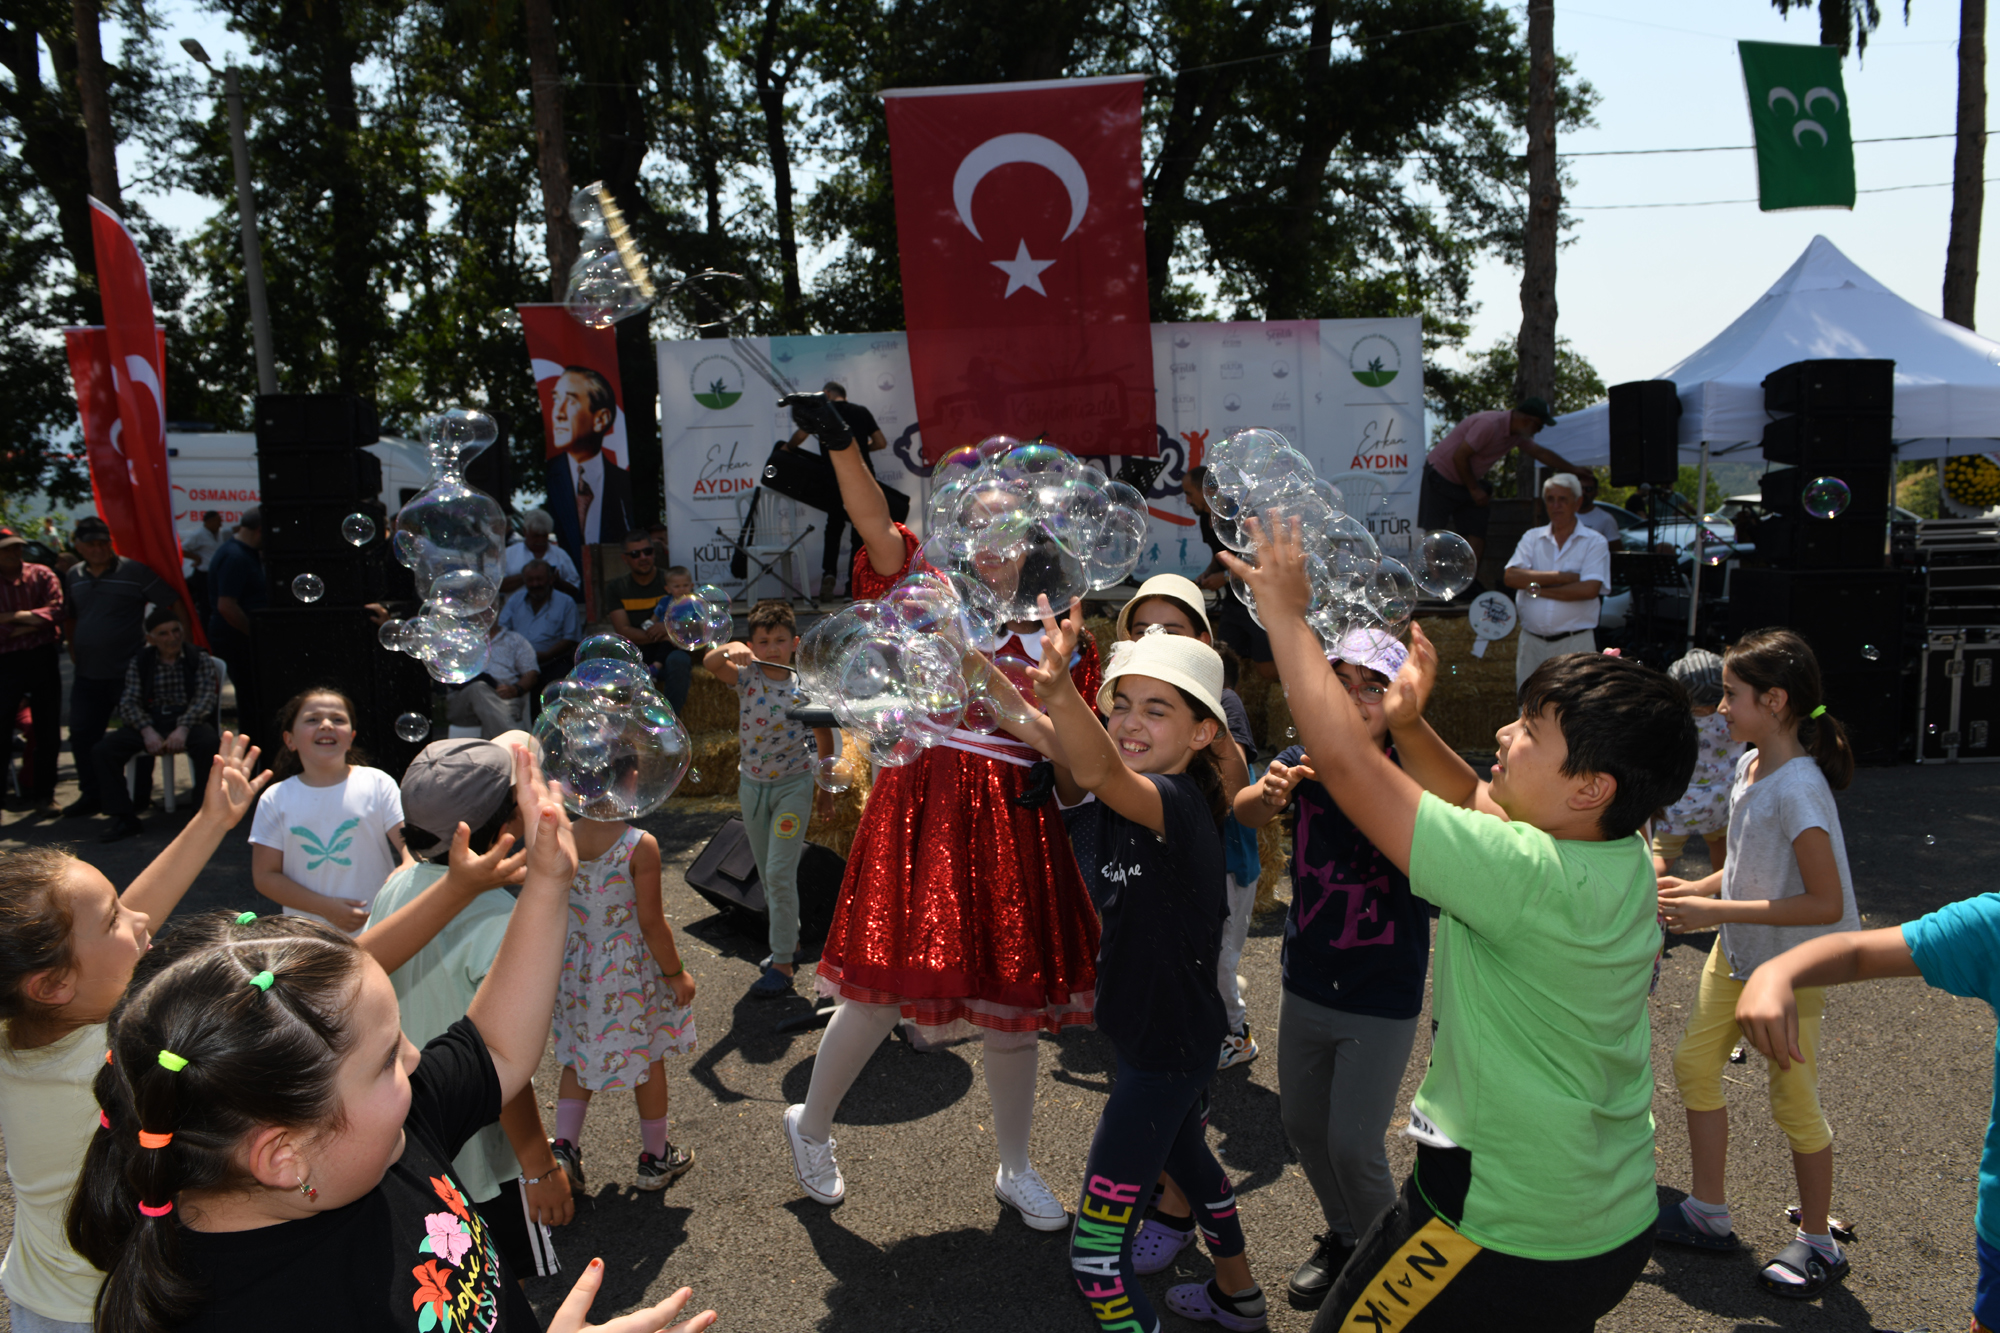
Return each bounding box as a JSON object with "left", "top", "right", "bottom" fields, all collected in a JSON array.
[
  {"left": 783, "top": 1104, "right": 845, "bottom": 1205},
  {"left": 994, "top": 1163, "right": 1069, "bottom": 1231},
  {"left": 1218, "top": 1024, "right": 1260, "bottom": 1070}
]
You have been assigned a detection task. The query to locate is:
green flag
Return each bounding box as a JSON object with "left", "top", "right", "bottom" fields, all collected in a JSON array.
[{"left": 1739, "top": 41, "right": 1856, "bottom": 211}]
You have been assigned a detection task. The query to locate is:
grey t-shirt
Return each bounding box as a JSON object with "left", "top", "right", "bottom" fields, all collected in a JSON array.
[{"left": 1718, "top": 750, "right": 1859, "bottom": 979}]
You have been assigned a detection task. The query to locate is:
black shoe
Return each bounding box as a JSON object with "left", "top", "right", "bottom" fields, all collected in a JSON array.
[
  {"left": 97, "top": 816, "right": 144, "bottom": 844},
  {"left": 1287, "top": 1233, "right": 1355, "bottom": 1308},
  {"left": 61, "top": 796, "right": 102, "bottom": 819}
]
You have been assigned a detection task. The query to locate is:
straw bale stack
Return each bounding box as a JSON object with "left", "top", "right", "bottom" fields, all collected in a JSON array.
[
  {"left": 1413, "top": 614, "right": 1518, "bottom": 755},
  {"left": 679, "top": 665, "right": 737, "bottom": 735},
  {"left": 805, "top": 730, "right": 872, "bottom": 859}
]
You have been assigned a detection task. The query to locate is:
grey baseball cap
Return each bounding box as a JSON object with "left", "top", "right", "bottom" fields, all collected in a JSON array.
[
  {"left": 1669, "top": 647, "right": 1725, "bottom": 706},
  {"left": 399, "top": 738, "right": 515, "bottom": 849}
]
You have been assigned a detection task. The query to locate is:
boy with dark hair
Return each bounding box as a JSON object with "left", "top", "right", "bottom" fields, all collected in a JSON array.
[
  {"left": 357, "top": 734, "right": 573, "bottom": 1281},
  {"left": 703, "top": 601, "right": 836, "bottom": 998},
  {"left": 1223, "top": 518, "right": 1696, "bottom": 1332}
]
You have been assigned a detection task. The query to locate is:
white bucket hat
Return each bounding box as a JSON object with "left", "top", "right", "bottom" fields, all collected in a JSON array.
[
  {"left": 1115, "top": 573, "right": 1213, "bottom": 640},
  {"left": 1098, "top": 629, "right": 1227, "bottom": 721}
]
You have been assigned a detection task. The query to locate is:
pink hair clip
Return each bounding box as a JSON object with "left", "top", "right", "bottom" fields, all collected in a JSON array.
[
  {"left": 1600, "top": 648, "right": 1622, "bottom": 657},
  {"left": 137, "top": 1200, "right": 174, "bottom": 1218}
]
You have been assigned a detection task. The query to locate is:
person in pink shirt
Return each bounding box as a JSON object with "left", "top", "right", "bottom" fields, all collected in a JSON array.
[{"left": 1419, "top": 396, "right": 1581, "bottom": 566}]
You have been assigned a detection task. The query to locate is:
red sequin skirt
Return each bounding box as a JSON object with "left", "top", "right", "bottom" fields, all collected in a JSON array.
[{"left": 818, "top": 745, "right": 1099, "bottom": 1038}]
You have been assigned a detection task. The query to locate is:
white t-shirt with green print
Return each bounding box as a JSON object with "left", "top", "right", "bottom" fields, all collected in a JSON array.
[{"left": 249, "top": 767, "right": 405, "bottom": 932}]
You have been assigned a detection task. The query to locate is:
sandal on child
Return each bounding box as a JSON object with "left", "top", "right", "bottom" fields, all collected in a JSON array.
[
  {"left": 1653, "top": 1198, "right": 1739, "bottom": 1251},
  {"left": 1758, "top": 1238, "right": 1849, "bottom": 1299},
  {"left": 1785, "top": 1205, "right": 1858, "bottom": 1243}
]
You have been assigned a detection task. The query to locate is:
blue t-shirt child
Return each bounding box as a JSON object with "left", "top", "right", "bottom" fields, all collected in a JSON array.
[
  {"left": 1904, "top": 893, "right": 2000, "bottom": 1250},
  {"left": 1275, "top": 743, "right": 1431, "bottom": 1021}
]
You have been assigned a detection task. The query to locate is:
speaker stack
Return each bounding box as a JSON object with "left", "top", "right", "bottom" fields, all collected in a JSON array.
[
  {"left": 1728, "top": 359, "right": 1909, "bottom": 763},
  {"left": 1608, "top": 380, "right": 1681, "bottom": 489},
  {"left": 252, "top": 394, "right": 432, "bottom": 776}
]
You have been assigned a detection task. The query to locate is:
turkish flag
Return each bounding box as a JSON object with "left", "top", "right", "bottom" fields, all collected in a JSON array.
[
  {"left": 882, "top": 75, "right": 1155, "bottom": 459},
  {"left": 81, "top": 200, "right": 204, "bottom": 646}
]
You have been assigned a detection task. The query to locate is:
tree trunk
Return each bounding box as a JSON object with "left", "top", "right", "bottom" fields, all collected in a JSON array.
[
  {"left": 1514, "top": 0, "right": 1558, "bottom": 434},
  {"left": 753, "top": 0, "right": 802, "bottom": 329},
  {"left": 524, "top": 0, "right": 576, "bottom": 302},
  {"left": 1267, "top": 0, "right": 1344, "bottom": 319},
  {"left": 71, "top": 0, "right": 119, "bottom": 211},
  {"left": 1946, "top": 0, "right": 1987, "bottom": 329}
]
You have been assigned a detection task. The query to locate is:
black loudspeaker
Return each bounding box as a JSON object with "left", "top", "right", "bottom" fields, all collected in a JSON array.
[
  {"left": 255, "top": 394, "right": 379, "bottom": 447},
  {"left": 684, "top": 816, "right": 844, "bottom": 942},
  {"left": 1754, "top": 514, "right": 1889, "bottom": 570},
  {"left": 250, "top": 606, "right": 434, "bottom": 779},
  {"left": 1726, "top": 568, "right": 1911, "bottom": 763},
  {"left": 259, "top": 447, "right": 382, "bottom": 504},
  {"left": 464, "top": 415, "right": 513, "bottom": 509},
  {"left": 1760, "top": 413, "right": 1894, "bottom": 467},
  {"left": 1761, "top": 359, "right": 1895, "bottom": 416},
  {"left": 1608, "top": 381, "right": 1681, "bottom": 487}
]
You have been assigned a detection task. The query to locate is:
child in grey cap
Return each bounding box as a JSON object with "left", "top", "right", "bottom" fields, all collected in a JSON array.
[{"left": 1653, "top": 649, "right": 1744, "bottom": 874}]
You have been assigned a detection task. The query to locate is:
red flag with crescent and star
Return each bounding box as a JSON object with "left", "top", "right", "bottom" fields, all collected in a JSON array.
[
  {"left": 881, "top": 74, "right": 1156, "bottom": 461},
  {"left": 78, "top": 199, "right": 204, "bottom": 644}
]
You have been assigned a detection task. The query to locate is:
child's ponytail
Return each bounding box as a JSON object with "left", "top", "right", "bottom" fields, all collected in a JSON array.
[
  {"left": 68, "top": 913, "right": 365, "bottom": 1333},
  {"left": 1724, "top": 628, "right": 1856, "bottom": 791}
]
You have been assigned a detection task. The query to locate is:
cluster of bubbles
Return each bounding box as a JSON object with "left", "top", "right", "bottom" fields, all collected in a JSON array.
[
  {"left": 1199, "top": 428, "right": 1475, "bottom": 644},
  {"left": 565, "top": 182, "right": 656, "bottom": 329},
  {"left": 375, "top": 410, "right": 509, "bottom": 685},
  {"left": 791, "top": 436, "right": 1151, "bottom": 768},
  {"left": 533, "top": 634, "right": 693, "bottom": 820},
  {"left": 1802, "top": 475, "right": 1852, "bottom": 520},
  {"left": 651, "top": 584, "right": 735, "bottom": 652}
]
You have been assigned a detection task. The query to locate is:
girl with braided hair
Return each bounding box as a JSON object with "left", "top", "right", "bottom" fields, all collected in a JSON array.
[
  {"left": 0, "top": 731, "right": 267, "bottom": 1333},
  {"left": 66, "top": 746, "right": 718, "bottom": 1333}
]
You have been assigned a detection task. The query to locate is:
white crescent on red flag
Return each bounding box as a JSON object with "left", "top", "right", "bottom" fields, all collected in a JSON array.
[
  {"left": 881, "top": 75, "right": 1156, "bottom": 460},
  {"left": 83, "top": 199, "right": 204, "bottom": 645},
  {"left": 516, "top": 305, "right": 628, "bottom": 466}
]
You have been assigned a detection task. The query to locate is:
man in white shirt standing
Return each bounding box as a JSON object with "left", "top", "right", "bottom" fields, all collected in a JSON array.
[
  {"left": 1574, "top": 472, "right": 1624, "bottom": 550},
  {"left": 1504, "top": 472, "right": 1611, "bottom": 687},
  {"left": 181, "top": 510, "right": 225, "bottom": 619},
  {"left": 445, "top": 619, "right": 541, "bottom": 737}
]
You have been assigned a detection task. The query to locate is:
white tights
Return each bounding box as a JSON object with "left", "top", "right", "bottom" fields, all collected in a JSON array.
[{"left": 796, "top": 1000, "right": 1039, "bottom": 1174}]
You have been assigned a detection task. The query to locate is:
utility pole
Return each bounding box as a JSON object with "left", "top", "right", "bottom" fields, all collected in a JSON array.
[
  {"left": 72, "top": 0, "right": 120, "bottom": 211},
  {"left": 524, "top": 0, "right": 577, "bottom": 301},
  {"left": 183, "top": 41, "right": 277, "bottom": 394},
  {"left": 1945, "top": 0, "right": 1987, "bottom": 329},
  {"left": 1515, "top": 0, "right": 1558, "bottom": 496}
]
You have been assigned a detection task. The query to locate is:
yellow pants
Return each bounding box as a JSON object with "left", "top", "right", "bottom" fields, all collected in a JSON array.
[{"left": 1670, "top": 940, "right": 1831, "bottom": 1155}]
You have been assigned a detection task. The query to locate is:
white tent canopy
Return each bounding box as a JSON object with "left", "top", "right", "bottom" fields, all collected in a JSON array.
[{"left": 1538, "top": 235, "right": 2000, "bottom": 466}]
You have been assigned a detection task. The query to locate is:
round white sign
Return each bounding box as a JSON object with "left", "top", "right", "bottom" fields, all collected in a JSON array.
[{"left": 1468, "top": 590, "right": 1519, "bottom": 641}]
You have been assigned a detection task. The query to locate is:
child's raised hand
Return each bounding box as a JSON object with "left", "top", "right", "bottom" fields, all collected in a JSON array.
[
  {"left": 512, "top": 742, "right": 578, "bottom": 884},
  {"left": 443, "top": 821, "right": 528, "bottom": 893},
  {"left": 1024, "top": 595, "right": 1084, "bottom": 703},
  {"left": 1219, "top": 515, "right": 1312, "bottom": 621},
  {"left": 1258, "top": 758, "right": 1314, "bottom": 810},
  {"left": 1383, "top": 623, "right": 1438, "bottom": 730},
  {"left": 549, "top": 1261, "right": 716, "bottom": 1333},
  {"left": 202, "top": 730, "right": 271, "bottom": 826}
]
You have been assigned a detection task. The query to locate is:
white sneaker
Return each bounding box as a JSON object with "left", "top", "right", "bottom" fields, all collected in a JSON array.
[
  {"left": 1218, "top": 1024, "right": 1260, "bottom": 1070},
  {"left": 994, "top": 1163, "right": 1069, "bottom": 1231},
  {"left": 783, "top": 1104, "right": 845, "bottom": 1205}
]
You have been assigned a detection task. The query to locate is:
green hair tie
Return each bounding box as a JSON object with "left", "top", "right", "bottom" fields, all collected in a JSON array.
[
  {"left": 248, "top": 971, "right": 275, "bottom": 993},
  {"left": 1810, "top": 705, "right": 1827, "bottom": 719},
  {"left": 235, "top": 912, "right": 257, "bottom": 925},
  {"left": 156, "top": 1050, "right": 188, "bottom": 1073}
]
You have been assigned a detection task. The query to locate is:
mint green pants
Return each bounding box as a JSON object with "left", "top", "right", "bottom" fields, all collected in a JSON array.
[{"left": 741, "top": 770, "right": 814, "bottom": 960}]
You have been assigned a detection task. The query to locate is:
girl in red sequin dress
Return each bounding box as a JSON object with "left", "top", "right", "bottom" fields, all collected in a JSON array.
[{"left": 779, "top": 409, "right": 1099, "bottom": 1231}]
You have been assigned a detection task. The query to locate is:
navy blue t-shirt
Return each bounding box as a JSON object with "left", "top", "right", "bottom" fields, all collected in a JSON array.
[
  {"left": 1062, "top": 772, "right": 1228, "bottom": 1072},
  {"left": 1276, "top": 744, "right": 1430, "bottom": 1020}
]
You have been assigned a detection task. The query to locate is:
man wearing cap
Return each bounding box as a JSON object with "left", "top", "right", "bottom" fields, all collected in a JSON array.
[
  {"left": 1503, "top": 472, "right": 1611, "bottom": 688},
  {"left": 0, "top": 529, "right": 65, "bottom": 810},
  {"left": 61, "top": 516, "right": 185, "bottom": 818},
  {"left": 1421, "top": 397, "right": 1585, "bottom": 568}
]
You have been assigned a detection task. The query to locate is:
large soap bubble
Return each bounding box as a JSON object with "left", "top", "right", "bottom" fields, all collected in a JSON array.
[
  {"left": 576, "top": 632, "right": 646, "bottom": 666},
  {"left": 1411, "top": 530, "right": 1477, "bottom": 600},
  {"left": 532, "top": 688, "right": 691, "bottom": 821},
  {"left": 564, "top": 182, "right": 656, "bottom": 329},
  {"left": 391, "top": 409, "right": 507, "bottom": 614},
  {"left": 1802, "top": 476, "right": 1851, "bottom": 519},
  {"left": 659, "top": 591, "right": 732, "bottom": 652}
]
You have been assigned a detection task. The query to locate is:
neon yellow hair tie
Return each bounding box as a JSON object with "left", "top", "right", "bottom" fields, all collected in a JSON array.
[
  {"left": 248, "top": 971, "right": 274, "bottom": 992},
  {"left": 1809, "top": 705, "right": 1826, "bottom": 719},
  {"left": 156, "top": 1050, "right": 188, "bottom": 1072}
]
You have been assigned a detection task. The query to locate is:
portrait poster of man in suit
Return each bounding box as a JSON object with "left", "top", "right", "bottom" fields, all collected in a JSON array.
[{"left": 545, "top": 365, "right": 636, "bottom": 568}]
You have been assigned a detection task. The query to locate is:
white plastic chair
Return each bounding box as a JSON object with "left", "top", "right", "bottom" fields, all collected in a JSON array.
[{"left": 720, "top": 490, "right": 815, "bottom": 603}]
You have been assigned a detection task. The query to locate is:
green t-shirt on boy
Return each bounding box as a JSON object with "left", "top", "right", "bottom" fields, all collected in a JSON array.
[{"left": 1406, "top": 792, "right": 1659, "bottom": 1261}]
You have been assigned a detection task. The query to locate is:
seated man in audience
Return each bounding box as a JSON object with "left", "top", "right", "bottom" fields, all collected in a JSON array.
[
  {"left": 92, "top": 609, "right": 218, "bottom": 842},
  {"left": 501, "top": 508, "right": 582, "bottom": 600},
  {"left": 447, "top": 618, "right": 541, "bottom": 737},
  {"left": 499, "top": 559, "right": 581, "bottom": 689}
]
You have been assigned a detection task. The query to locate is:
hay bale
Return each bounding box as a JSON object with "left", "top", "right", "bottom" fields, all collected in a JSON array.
[
  {"left": 1414, "top": 614, "right": 1517, "bottom": 755},
  {"left": 1254, "top": 816, "right": 1290, "bottom": 916},
  {"left": 806, "top": 731, "right": 872, "bottom": 860},
  {"left": 680, "top": 665, "right": 737, "bottom": 735},
  {"left": 675, "top": 731, "right": 741, "bottom": 799}
]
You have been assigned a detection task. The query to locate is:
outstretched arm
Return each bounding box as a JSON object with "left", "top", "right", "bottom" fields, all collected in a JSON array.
[
  {"left": 1027, "top": 597, "right": 1170, "bottom": 833},
  {"left": 123, "top": 732, "right": 270, "bottom": 921},
  {"left": 1221, "top": 518, "right": 1423, "bottom": 875},
  {"left": 1382, "top": 624, "right": 1504, "bottom": 817},
  {"left": 790, "top": 396, "right": 904, "bottom": 576},
  {"left": 1736, "top": 928, "right": 1920, "bottom": 1069},
  {"left": 356, "top": 823, "right": 528, "bottom": 973}
]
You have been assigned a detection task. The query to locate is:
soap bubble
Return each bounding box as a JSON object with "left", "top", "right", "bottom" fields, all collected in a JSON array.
[
  {"left": 342, "top": 512, "right": 376, "bottom": 546},
  {"left": 1411, "top": 530, "right": 1477, "bottom": 600},
  {"left": 291, "top": 573, "right": 325, "bottom": 604},
  {"left": 1364, "top": 557, "right": 1419, "bottom": 635},
  {"left": 377, "top": 619, "right": 407, "bottom": 651},
  {"left": 1924, "top": 833, "right": 1938, "bottom": 846},
  {"left": 564, "top": 182, "right": 655, "bottom": 329},
  {"left": 391, "top": 407, "right": 508, "bottom": 611},
  {"left": 395, "top": 712, "right": 431, "bottom": 743},
  {"left": 429, "top": 568, "right": 497, "bottom": 617},
  {"left": 1860, "top": 644, "right": 1881, "bottom": 662},
  {"left": 813, "top": 755, "right": 853, "bottom": 794},
  {"left": 570, "top": 656, "right": 655, "bottom": 704},
  {"left": 576, "top": 632, "right": 646, "bottom": 666},
  {"left": 661, "top": 593, "right": 732, "bottom": 651},
  {"left": 532, "top": 689, "right": 690, "bottom": 820},
  {"left": 1085, "top": 504, "right": 1149, "bottom": 590},
  {"left": 422, "top": 620, "right": 489, "bottom": 684},
  {"left": 1802, "top": 476, "right": 1851, "bottom": 519}
]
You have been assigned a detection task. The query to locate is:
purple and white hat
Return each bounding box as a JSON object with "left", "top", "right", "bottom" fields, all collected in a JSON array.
[{"left": 1329, "top": 627, "right": 1408, "bottom": 681}]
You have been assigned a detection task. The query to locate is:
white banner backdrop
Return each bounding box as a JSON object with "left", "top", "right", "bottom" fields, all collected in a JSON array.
[{"left": 658, "top": 316, "right": 1424, "bottom": 588}]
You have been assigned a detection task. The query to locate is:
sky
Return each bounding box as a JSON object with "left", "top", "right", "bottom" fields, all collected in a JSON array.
[{"left": 125, "top": 0, "right": 1999, "bottom": 399}]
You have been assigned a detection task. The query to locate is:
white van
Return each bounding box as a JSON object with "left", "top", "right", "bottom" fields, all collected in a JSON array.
[{"left": 163, "top": 431, "right": 435, "bottom": 549}]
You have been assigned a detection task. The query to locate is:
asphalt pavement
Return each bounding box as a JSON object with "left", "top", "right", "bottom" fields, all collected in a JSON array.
[{"left": 1, "top": 756, "right": 1996, "bottom": 1332}]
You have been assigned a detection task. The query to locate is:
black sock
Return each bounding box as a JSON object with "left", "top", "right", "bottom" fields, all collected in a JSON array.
[{"left": 1155, "top": 1209, "right": 1195, "bottom": 1232}]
